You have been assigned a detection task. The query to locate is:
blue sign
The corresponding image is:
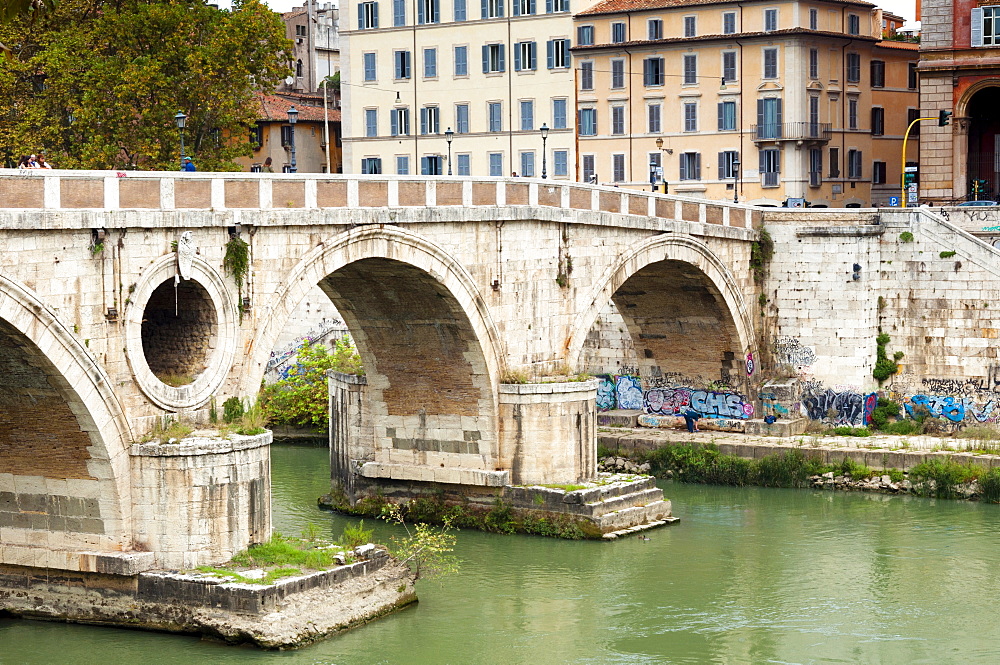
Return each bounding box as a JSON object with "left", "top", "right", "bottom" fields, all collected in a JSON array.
[{"left": 888, "top": 196, "right": 900, "bottom": 207}]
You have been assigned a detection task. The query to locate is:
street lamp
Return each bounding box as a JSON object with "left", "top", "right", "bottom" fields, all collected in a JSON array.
[
  {"left": 732, "top": 156, "right": 741, "bottom": 204},
  {"left": 174, "top": 111, "right": 187, "bottom": 170},
  {"left": 539, "top": 123, "right": 549, "bottom": 179},
  {"left": 445, "top": 126, "right": 454, "bottom": 175},
  {"left": 287, "top": 105, "right": 298, "bottom": 173}
]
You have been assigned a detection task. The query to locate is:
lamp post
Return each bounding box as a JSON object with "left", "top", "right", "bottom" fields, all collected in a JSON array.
[
  {"left": 655, "top": 137, "right": 668, "bottom": 194},
  {"left": 732, "top": 156, "right": 741, "bottom": 204},
  {"left": 445, "top": 127, "right": 454, "bottom": 175},
  {"left": 174, "top": 111, "right": 187, "bottom": 170},
  {"left": 539, "top": 123, "right": 549, "bottom": 179},
  {"left": 287, "top": 105, "right": 298, "bottom": 173}
]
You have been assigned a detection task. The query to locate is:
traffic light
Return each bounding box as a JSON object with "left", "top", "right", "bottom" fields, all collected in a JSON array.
[{"left": 939, "top": 110, "right": 952, "bottom": 126}]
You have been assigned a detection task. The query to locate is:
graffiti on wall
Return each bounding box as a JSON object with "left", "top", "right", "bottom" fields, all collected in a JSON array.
[
  {"left": 596, "top": 375, "right": 617, "bottom": 411},
  {"left": 802, "top": 387, "right": 876, "bottom": 426},
  {"left": 905, "top": 395, "right": 999, "bottom": 423},
  {"left": 265, "top": 317, "right": 350, "bottom": 379},
  {"left": 645, "top": 387, "right": 753, "bottom": 420},
  {"left": 773, "top": 336, "right": 817, "bottom": 367},
  {"left": 616, "top": 375, "right": 644, "bottom": 411}
]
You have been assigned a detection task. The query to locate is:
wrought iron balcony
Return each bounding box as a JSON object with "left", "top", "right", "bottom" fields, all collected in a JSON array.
[{"left": 751, "top": 122, "right": 832, "bottom": 142}]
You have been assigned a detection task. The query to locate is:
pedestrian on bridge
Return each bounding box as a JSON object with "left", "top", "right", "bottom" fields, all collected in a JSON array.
[{"left": 182, "top": 157, "right": 196, "bottom": 172}]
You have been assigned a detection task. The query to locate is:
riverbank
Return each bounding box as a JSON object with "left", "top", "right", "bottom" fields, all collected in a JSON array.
[{"left": 598, "top": 428, "right": 1000, "bottom": 502}]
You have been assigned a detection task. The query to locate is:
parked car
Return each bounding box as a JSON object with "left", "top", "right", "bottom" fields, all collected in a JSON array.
[{"left": 957, "top": 200, "right": 998, "bottom": 206}]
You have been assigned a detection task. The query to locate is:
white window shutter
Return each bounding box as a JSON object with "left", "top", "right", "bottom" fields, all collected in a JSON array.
[{"left": 973, "top": 8, "right": 984, "bottom": 47}]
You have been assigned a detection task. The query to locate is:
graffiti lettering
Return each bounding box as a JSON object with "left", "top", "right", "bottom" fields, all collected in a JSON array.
[
  {"left": 644, "top": 387, "right": 752, "bottom": 420},
  {"left": 596, "top": 375, "right": 616, "bottom": 411},
  {"left": 615, "top": 375, "right": 644, "bottom": 411},
  {"left": 803, "top": 388, "right": 872, "bottom": 426},
  {"left": 773, "top": 336, "right": 817, "bottom": 367}
]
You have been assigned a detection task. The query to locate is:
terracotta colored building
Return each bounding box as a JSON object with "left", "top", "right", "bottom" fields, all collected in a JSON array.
[
  {"left": 919, "top": 0, "right": 1000, "bottom": 202},
  {"left": 235, "top": 94, "right": 342, "bottom": 174}
]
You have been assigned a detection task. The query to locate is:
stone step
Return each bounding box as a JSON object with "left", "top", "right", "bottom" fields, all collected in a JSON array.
[
  {"left": 587, "top": 488, "right": 664, "bottom": 516},
  {"left": 597, "top": 409, "right": 642, "bottom": 427},
  {"left": 602, "top": 517, "right": 681, "bottom": 540},
  {"left": 571, "top": 474, "right": 657, "bottom": 504},
  {"left": 596, "top": 500, "right": 676, "bottom": 532}
]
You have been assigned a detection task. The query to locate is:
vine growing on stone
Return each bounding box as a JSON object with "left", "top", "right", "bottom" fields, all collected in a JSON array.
[
  {"left": 873, "top": 332, "right": 904, "bottom": 382},
  {"left": 223, "top": 236, "right": 250, "bottom": 294},
  {"left": 750, "top": 228, "right": 774, "bottom": 286}
]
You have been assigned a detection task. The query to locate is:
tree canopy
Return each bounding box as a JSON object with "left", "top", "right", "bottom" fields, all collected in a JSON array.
[{"left": 0, "top": 0, "right": 292, "bottom": 169}]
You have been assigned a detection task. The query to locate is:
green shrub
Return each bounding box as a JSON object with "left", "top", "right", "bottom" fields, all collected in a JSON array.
[
  {"left": 888, "top": 468, "right": 905, "bottom": 483},
  {"left": 831, "top": 426, "right": 871, "bottom": 437},
  {"left": 873, "top": 332, "right": 901, "bottom": 382},
  {"left": 869, "top": 398, "right": 901, "bottom": 430},
  {"left": 222, "top": 396, "right": 244, "bottom": 424},
  {"left": 839, "top": 457, "right": 875, "bottom": 479},
  {"left": 909, "top": 459, "right": 979, "bottom": 498},
  {"left": 339, "top": 520, "right": 374, "bottom": 548},
  {"left": 980, "top": 468, "right": 1000, "bottom": 503},
  {"left": 899, "top": 231, "right": 914, "bottom": 242},
  {"left": 940, "top": 250, "right": 957, "bottom": 259},
  {"left": 881, "top": 419, "right": 921, "bottom": 435}
]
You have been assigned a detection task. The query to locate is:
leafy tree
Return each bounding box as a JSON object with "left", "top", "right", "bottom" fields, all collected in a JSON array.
[
  {"left": 0, "top": 0, "right": 291, "bottom": 169},
  {"left": 382, "top": 504, "right": 458, "bottom": 582},
  {"left": 259, "top": 337, "right": 364, "bottom": 429}
]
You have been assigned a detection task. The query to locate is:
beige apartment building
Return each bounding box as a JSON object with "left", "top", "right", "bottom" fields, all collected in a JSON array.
[
  {"left": 572, "top": 0, "right": 919, "bottom": 206},
  {"left": 342, "top": 0, "right": 597, "bottom": 177}
]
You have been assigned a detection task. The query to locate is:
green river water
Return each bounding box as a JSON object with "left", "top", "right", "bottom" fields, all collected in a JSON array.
[{"left": 3, "top": 444, "right": 1000, "bottom": 664}]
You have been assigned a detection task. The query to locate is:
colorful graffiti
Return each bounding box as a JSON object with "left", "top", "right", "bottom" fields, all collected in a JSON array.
[
  {"left": 265, "top": 317, "right": 350, "bottom": 379},
  {"left": 596, "top": 375, "right": 616, "bottom": 411},
  {"left": 616, "top": 375, "right": 644, "bottom": 410},
  {"left": 905, "top": 395, "right": 999, "bottom": 423},
  {"left": 645, "top": 387, "right": 753, "bottom": 420},
  {"left": 802, "top": 388, "right": 875, "bottom": 426}
]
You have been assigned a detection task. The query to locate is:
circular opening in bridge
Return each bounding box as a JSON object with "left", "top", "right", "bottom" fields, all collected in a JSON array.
[{"left": 141, "top": 279, "right": 218, "bottom": 387}]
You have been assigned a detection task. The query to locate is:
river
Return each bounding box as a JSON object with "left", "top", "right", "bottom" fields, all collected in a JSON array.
[{"left": 3, "top": 444, "right": 1000, "bottom": 664}]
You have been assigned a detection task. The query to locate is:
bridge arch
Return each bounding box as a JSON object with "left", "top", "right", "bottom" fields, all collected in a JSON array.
[
  {"left": 0, "top": 274, "right": 133, "bottom": 554},
  {"left": 246, "top": 226, "right": 505, "bottom": 470},
  {"left": 567, "top": 234, "right": 755, "bottom": 392}
]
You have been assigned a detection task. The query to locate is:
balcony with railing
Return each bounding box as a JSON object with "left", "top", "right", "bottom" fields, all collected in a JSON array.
[{"left": 751, "top": 122, "right": 832, "bottom": 143}]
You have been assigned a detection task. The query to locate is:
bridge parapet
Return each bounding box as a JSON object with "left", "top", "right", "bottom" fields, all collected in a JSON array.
[{"left": 0, "top": 170, "right": 760, "bottom": 229}]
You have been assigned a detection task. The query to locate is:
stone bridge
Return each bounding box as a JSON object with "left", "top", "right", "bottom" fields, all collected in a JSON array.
[{"left": 0, "top": 170, "right": 760, "bottom": 569}]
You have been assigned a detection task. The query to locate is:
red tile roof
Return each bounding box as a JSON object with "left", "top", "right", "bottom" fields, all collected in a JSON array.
[
  {"left": 875, "top": 39, "right": 920, "bottom": 51},
  {"left": 578, "top": 0, "right": 874, "bottom": 16},
  {"left": 573, "top": 27, "right": 881, "bottom": 49},
  {"left": 258, "top": 93, "right": 340, "bottom": 123}
]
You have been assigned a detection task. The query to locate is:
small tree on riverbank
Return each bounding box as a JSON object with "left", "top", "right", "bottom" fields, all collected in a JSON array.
[{"left": 382, "top": 505, "right": 458, "bottom": 582}]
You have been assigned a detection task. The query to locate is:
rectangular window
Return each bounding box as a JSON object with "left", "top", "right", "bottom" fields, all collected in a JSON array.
[
  {"left": 648, "top": 19, "right": 663, "bottom": 40},
  {"left": 363, "top": 52, "right": 377, "bottom": 81},
  {"left": 683, "top": 102, "right": 697, "bottom": 132},
  {"left": 282, "top": 125, "right": 293, "bottom": 148},
  {"left": 396, "top": 155, "right": 409, "bottom": 174},
  {"left": 553, "top": 150, "right": 568, "bottom": 176},
  {"left": 579, "top": 108, "right": 597, "bottom": 136},
  {"left": 390, "top": 107, "right": 410, "bottom": 136},
  {"left": 549, "top": 0, "right": 569, "bottom": 12},
  {"left": 456, "top": 154, "right": 471, "bottom": 175},
  {"left": 871, "top": 60, "right": 885, "bottom": 87},
  {"left": 483, "top": 43, "right": 506, "bottom": 73},
  {"left": 648, "top": 104, "right": 661, "bottom": 133},
  {"left": 454, "top": 46, "right": 468, "bottom": 76},
  {"left": 718, "top": 150, "right": 739, "bottom": 179},
  {"left": 394, "top": 50, "right": 411, "bottom": 79},
  {"left": 611, "top": 59, "right": 625, "bottom": 88},
  {"left": 908, "top": 62, "right": 917, "bottom": 89},
  {"left": 612, "top": 21, "right": 626, "bottom": 43},
  {"left": 871, "top": 107, "right": 884, "bottom": 136},
  {"left": 582, "top": 154, "right": 596, "bottom": 183},
  {"left": 809, "top": 8, "right": 818, "bottom": 30},
  {"left": 756, "top": 97, "right": 782, "bottom": 139},
  {"left": 488, "top": 102, "right": 502, "bottom": 132},
  {"left": 830, "top": 147, "right": 840, "bottom": 177},
  {"left": 763, "top": 48, "right": 778, "bottom": 79},
  {"left": 679, "top": 152, "right": 701, "bottom": 180},
  {"left": 760, "top": 148, "right": 780, "bottom": 187},
  {"left": 358, "top": 1, "right": 379, "bottom": 29},
  {"left": 454, "top": 0, "right": 466, "bottom": 21},
  {"left": 718, "top": 101, "right": 736, "bottom": 131},
  {"left": 365, "top": 109, "right": 378, "bottom": 137},
  {"left": 514, "top": 0, "right": 535, "bottom": 16},
  {"left": 482, "top": 0, "right": 503, "bottom": 19},
  {"left": 520, "top": 151, "right": 535, "bottom": 177},
  {"left": 809, "top": 148, "right": 822, "bottom": 186},
  {"left": 520, "top": 100, "right": 534, "bottom": 131},
  {"left": 548, "top": 39, "right": 570, "bottom": 68},
  {"left": 577, "top": 25, "right": 594, "bottom": 46},
  {"left": 683, "top": 54, "right": 697, "bottom": 84},
  {"left": 846, "top": 53, "right": 861, "bottom": 82},
  {"left": 553, "top": 98, "right": 567, "bottom": 129},
  {"left": 847, "top": 13, "right": 860, "bottom": 35},
  {"left": 393, "top": 0, "right": 405, "bottom": 26},
  {"left": 612, "top": 106, "right": 625, "bottom": 135},
  {"left": 849, "top": 98, "right": 858, "bottom": 129},
  {"left": 723, "top": 51, "right": 737, "bottom": 82},
  {"left": 848, "top": 149, "right": 863, "bottom": 178},
  {"left": 908, "top": 108, "right": 921, "bottom": 136},
  {"left": 764, "top": 8, "right": 777, "bottom": 31},
  {"left": 417, "top": 0, "right": 440, "bottom": 23},
  {"left": 809, "top": 96, "right": 819, "bottom": 134},
  {"left": 723, "top": 12, "right": 736, "bottom": 34},
  {"left": 489, "top": 152, "right": 503, "bottom": 177},
  {"left": 361, "top": 157, "right": 382, "bottom": 174},
  {"left": 296, "top": 24, "right": 306, "bottom": 36},
  {"left": 684, "top": 15, "right": 696, "bottom": 37},
  {"left": 809, "top": 49, "right": 818, "bottom": 79},
  {"left": 423, "top": 48, "right": 437, "bottom": 77},
  {"left": 580, "top": 61, "right": 594, "bottom": 90},
  {"left": 612, "top": 154, "right": 626, "bottom": 182},
  {"left": 419, "top": 106, "right": 440, "bottom": 134},
  {"left": 514, "top": 41, "right": 537, "bottom": 72},
  {"left": 420, "top": 155, "right": 442, "bottom": 175},
  {"left": 873, "top": 160, "right": 886, "bottom": 184},
  {"left": 456, "top": 103, "right": 470, "bottom": 133},
  {"left": 643, "top": 57, "right": 665, "bottom": 86},
  {"left": 250, "top": 123, "right": 262, "bottom": 148}
]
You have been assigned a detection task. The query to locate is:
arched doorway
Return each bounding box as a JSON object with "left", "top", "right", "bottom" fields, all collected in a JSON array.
[{"left": 966, "top": 86, "right": 1000, "bottom": 198}]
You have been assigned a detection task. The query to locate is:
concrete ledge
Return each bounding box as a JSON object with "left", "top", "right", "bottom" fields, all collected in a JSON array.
[
  {"left": 358, "top": 462, "right": 510, "bottom": 487},
  {"left": 498, "top": 379, "right": 599, "bottom": 395},
  {"left": 796, "top": 225, "right": 885, "bottom": 237},
  {"left": 0, "top": 546, "right": 156, "bottom": 573},
  {"left": 326, "top": 370, "right": 367, "bottom": 385},
  {"left": 130, "top": 431, "right": 272, "bottom": 457},
  {"left": 598, "top": 409, "right": 642, "bottom": 427},
  {"left": 743, "top": 418, "right": 807, "bottom": 436}
]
